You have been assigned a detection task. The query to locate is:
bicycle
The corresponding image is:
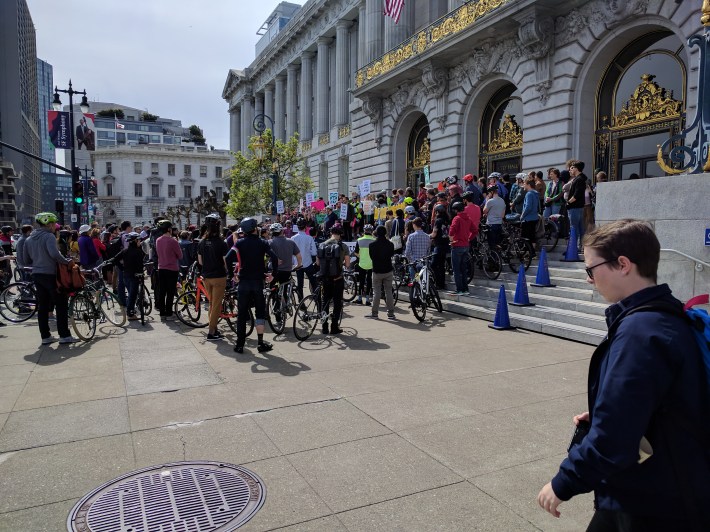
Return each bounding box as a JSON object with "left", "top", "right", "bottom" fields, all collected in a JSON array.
[
  {"left": 267, "top": 269, "right": 301, "bottom": 334},
  {"left": 174, "top": 276, "right": 254, "bottom": 337},
  {"left": 540, "top": 215, "right": 563, "bottom": 252},
  {"left": 500, "top": 220, "right": 534, "bottom": 273},
  {"left": 134, "top": 262, "right": 154, "bottom": 326},
  {"left": 292, "top": 279, "right": 343, "bottom": 341},
  {"left": 69, "top": 261, "right": 127, "bottom": 341},
  {"left": 409, "top": 254, "right": 443, "bottom": 322},
  {"left": 0, "top": 271, "right": 37, "bottom": 323},
  {"left": 470, "top": 228, "right": 503, "bottom": 280}
]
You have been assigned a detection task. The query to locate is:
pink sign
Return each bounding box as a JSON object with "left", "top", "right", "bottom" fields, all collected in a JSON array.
[{"left": 311, "top": 199, "right": 326, "bottom": 211}]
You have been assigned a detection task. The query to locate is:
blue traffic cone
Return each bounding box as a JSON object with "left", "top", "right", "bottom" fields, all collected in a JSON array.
[
  {"left": 531, "top": 247, "right": 556, "bottom": 287},
  {"left": 561, "top": 227, "right": 582, "bottom": 262},
  {"left": 510, "top": 265, "right": 535, "bottom": 307},
  {"left": 489, "top": 284, "right": 516, "bottom": 330}
]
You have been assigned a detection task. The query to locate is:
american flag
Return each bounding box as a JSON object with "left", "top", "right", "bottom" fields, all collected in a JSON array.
[
  {"left": 383, "top": 0, "right": 404, "bottom": 24},
  {"left": 115, "top": 122, "right": 125, "bottom": 129}
]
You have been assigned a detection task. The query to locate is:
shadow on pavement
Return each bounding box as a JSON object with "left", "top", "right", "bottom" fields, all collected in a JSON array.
[{"left": 213, "top": 342, "right": 311, "bottom": 376}]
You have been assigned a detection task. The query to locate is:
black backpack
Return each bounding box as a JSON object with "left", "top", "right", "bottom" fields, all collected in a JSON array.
[
  {"left": 106, "top": 237, "right": 123, "bottom": 261},
  {"left": 318, "top": 242, "right": 342, "bottom": 278}
]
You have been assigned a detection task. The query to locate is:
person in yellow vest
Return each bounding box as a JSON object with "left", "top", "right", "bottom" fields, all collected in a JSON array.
[{"left": 353, "top": 224, "right": 375, "bottom": 305}]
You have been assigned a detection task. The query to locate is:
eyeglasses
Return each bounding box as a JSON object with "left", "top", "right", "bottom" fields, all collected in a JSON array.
[{"left": 585, "top": 258, "right": 617, "bottom": 280}]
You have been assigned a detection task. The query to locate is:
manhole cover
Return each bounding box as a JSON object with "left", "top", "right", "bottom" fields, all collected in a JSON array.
[{"left": 67, "top": 461, "right": 266, "bottom": 531}]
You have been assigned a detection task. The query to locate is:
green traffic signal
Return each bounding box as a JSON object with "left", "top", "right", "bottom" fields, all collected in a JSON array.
[{"left": 74, "top": 196, "right": 84, "bottom": 204}]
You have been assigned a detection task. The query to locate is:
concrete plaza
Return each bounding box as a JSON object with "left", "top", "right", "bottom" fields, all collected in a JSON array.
[{"left": 0, "top": 301, "right": 596, "bottom": 531}]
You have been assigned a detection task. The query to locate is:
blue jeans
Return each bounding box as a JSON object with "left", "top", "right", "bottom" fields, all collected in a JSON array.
[
  {"left": 124, "top": 274, "right": 138, "bottom": 315},
  {"left": 568, "top": 208, "right": 585, "bottom": 247},
  {"left": 543, "top": 203, "right": 561, "bottom": 218},
  {"left": 117, "top": 269, "right": 127, "bottom": 307},
  {"left": 451, "top": 247, "right": 469, "bottom": 292}
]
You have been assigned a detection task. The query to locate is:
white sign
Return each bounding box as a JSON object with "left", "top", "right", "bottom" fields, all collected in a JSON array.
[
  {"left": 71, "top": 214, "right": 77, "bottom": 222},
  {"left": 363, "top": 200, "right": 374, "bottom": 215},
  {"left": 344, "top": 241, "right": 357, "bottom": 255},
  {"left": 299, "top": 198, "right": 304, "bottom": 210},
  {"left": 361, "top": 180, "right": 371, "bottom": 195},
  {"left": 292, "top": 224, "right": 299, "bottom": 234},
  {"left": 329, "top": 192, "right": 339, "bottom": 206},
  {"left": 276, "top": 200, "right": 285, "bottom": 214},
  {"left": 339, "top": 203, "right": 349, "bottom": 220},
  {"left": 305, "top": 193, "right": 314, "bottom": 206}
]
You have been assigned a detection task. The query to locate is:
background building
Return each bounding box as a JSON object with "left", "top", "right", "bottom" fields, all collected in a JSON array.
[
  {"left": 0, "top": 0, "right": 41, "bottom": 224},
  {"left": 36, "top": 58, "right": 55, "bottom": 173}
]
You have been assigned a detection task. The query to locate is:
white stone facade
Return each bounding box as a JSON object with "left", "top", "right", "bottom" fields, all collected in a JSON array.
[
  {"left": 90, "top": 145, "right": 231, "bottom": 226},
  {"left": 225, "top": 0, "right": 703, "bottom": 192}
]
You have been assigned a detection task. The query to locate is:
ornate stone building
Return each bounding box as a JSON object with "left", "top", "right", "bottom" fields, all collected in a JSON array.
[{"left": 224, "top": 0, "right": 702, "bottom": 195}]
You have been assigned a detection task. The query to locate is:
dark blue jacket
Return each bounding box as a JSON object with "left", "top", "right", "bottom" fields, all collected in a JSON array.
[{"left": 552, "top": 284, "right": 710, "bottom": 519}]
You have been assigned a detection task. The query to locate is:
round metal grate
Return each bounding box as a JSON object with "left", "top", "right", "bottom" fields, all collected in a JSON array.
[{"left": 67, "top": 461, "right": 266, "bottom": 532}]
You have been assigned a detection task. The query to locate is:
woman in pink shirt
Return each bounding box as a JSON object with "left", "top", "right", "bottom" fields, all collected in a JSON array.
[{"left": 155, "top": 221, "right": 182, "bottom": 318}]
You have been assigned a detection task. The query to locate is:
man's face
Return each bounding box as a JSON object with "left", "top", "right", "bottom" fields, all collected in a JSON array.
[
  {"left": 569, "top": 166, "right": 579, "bottom": 177},
  {"left": 584, "top": 247, "right": 623, "bottom": 303}
]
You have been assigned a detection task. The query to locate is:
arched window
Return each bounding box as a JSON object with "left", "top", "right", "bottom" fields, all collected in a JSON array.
[
  {"left": 406, "top": 115, "right": 430, "bottom": 190},
  {"left": 479, "top": 85, "right": 523, "bottom": 178},
  {"left": 595, "top": 32, "right": 686, "bottom": 180}
]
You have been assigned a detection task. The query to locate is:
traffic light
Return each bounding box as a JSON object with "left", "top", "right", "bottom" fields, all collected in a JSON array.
[
  {"left": 72, "top": 166, "right": 84, "bottom": 205},
  {"left": 54, "top": 199, "right": 64, "bottom": 214}
]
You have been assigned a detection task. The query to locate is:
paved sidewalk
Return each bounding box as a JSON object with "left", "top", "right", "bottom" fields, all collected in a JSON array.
[{"left": 0, "top": 302, "right": 595, "bottom": 531}]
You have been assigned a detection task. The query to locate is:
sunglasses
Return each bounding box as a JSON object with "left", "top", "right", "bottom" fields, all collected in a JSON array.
[{"left": 585, "top": 258, "right": 617, "bottom": 280}]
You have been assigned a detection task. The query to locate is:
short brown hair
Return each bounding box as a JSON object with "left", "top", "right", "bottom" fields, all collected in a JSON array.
[
  {"left": 569, "top": 160, "right": 585, "bottom": 171},
  {"left": 582, "top": 220, "right": 660, "bottom": 282}
]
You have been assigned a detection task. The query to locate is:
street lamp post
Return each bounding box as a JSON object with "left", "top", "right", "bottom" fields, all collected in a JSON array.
[
  {"left": 52, "top": 80, "right": 89, "bottom": 227},
  {"left": 252, "top": 114, "right": 278, "bottom": 215}
]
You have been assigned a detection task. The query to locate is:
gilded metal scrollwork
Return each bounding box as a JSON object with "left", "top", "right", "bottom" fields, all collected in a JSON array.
[
  {"left": 612, "top": 74, "right": 682, "bottom": 129},
  {"left": 412, "top": 138, "right": 431, "bottom": 168},
  {"left": 487, "top": 115, "right": 523, "bottom": 154}
]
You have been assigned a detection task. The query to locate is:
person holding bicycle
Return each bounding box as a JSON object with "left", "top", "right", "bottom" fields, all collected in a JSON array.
[
  {"left": 291, "top": 219, "right": 318, "bottom": 299},
  {"left": 122, "top": 232, "right": 145, "bottom": 321},
  {"left": 156, "top": 220, "right": 182, "bottom": 319},
  {"left": 233, "top": 217, "right": 278, "bottom": 353},
  {"left": 198, "top": 214, "right": 229, "bottom": 341},
  {"left": 430, "top": 204, "right": 450, "bottom": 290},
  {"left": 449, "top": 202, "right": 474, "bottom": 295},
  {"left": 316, "top": 225, "right": 350, "bottom": 335},
  {"left": 353, "top": 224, "right": 375, "bottom": 306},
  {"left": 268, "top": 223, "right": 302, "bottom": 316},
  {"left": 20, "top": 212, "right": 77, "bottom": 344}
]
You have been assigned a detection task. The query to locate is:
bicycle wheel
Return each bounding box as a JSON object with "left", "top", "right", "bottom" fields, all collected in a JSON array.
[
  {"left": 342, "top": 273, "right": 358, "bottom": 302},
  {"left": 540, "top": 220, "right": 559, "bottom": 252},
  {"left": 224, "top": 297, "right": 254, "bottom": 337},
  {"left": 99, "top": 289, "right": 126, "bottom": 326},
  {"left": 509, "top": 240, "right": 533, "bottom": 273},
  {"left": 293, "top": 294, "right": 319, "bottom": 340},
  {"left": 69, "top": 293, "right": 97, "bottom": 341},
  {"left": 429, "top": 284, "right": 443, "bottom": 313},
  {"left": 174, "top": 289, "right": 209, "bottom": 327},
  {"left": 140, "top": 283, "right": 153, "bottom": 316},
  {"left": 0, "top": 282, "right": 37, "bottom": 322},
  {"left": 267, "top": 291, "right": 287, "bottom": 334},
  {"left": 482, "top": 249, "right": 503, "bottom": 280},
  {"left": 410, "top": 282, "right": 427, "bottom": 322}
]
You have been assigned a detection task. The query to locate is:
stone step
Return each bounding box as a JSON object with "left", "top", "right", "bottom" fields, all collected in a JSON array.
[
  {"left": 465, "top": 276, "right": 602, "bottom": 301},
  {"left": 495, "top": 272, "right": 590, "bottom": 290},
  {"left": 460, "top": 284, "right": 606, "bottom": 315},
  {"left": 525, "top": 264, "right": 589, "bottom": 280}
]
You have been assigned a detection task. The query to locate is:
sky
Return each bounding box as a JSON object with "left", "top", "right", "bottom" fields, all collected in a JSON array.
[{"left": 27, "top": 0, "right": 304, "bottom": 151}]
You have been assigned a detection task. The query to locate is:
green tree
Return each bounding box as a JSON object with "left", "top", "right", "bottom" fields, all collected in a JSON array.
[
  {"left": 141, "top": 112, "right": 159, "bottom": 121},
  {"left": 96, "top": 108, "right": 124, "bottom": 119},
  {"left": 226, "top": 131, "right": 312, "bottom": 218}
]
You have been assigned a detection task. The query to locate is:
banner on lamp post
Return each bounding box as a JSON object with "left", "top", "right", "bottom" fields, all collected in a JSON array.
[
  {"left": 74, "top": 112, "right": 96, "bottom": 151},
  {"left": 47, "top": 111, "right": 72, "bottom": 149}
]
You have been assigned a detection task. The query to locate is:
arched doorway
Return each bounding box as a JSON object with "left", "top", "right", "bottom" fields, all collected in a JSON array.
[
  {"left": 595, "top": 32, "right": 686, "bottom": 180},
  {"left": 479, "top": 85, "right": 523, "bottom": 177},
  {"left": 406, "top": 115, "right": 430, "bottom": 190}
]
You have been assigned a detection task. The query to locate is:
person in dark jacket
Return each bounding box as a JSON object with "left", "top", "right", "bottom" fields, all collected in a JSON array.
[
  {"left": 121, "top": 233, "right": 145, "bottom": 320},
  {"left": 366, "top": 225, "right": 396, "bottom": 320},
  {"left": 566, "top": 160, "right": 588, "bottom": 250},
  {"left": 538, "top": 220, "right": 710, "bottom": 531}
]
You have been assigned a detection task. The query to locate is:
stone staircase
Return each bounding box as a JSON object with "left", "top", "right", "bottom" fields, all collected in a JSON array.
[{"left": 437, "top": 252, "right": 608, "bottom": 346}]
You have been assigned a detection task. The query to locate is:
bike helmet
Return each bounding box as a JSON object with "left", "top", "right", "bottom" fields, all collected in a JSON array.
[
  {"left": 363, "top": 224, "right": 374, "bottom": 234},
  {"left": 35, "top": 212, "right": 58, "bottom": 226},
  {"left": 269, "top": 223, "right": 283, "bottom": 234},
  {"left": 403, "top": 196, "right": 414, "bottom": 205},
  {"left": 488, "top": 172, "right": 502, "bottom": 180},
  {"left": 463, "top": 173, "right": 474, "bottom": 182},
  {"left": 156, "top": 219, "right": 172, "bottom": 230},
  {"left": 462, "top": 191, "right": 476, "bottom": 202},
  {"left": 434, "top": 204, "right": 447, "bottom": 215},
  {"left": 445, "top": 175, "right": 458, "bottom": 185},
  {"left": 240, "top": 217, "right": 257, "bottom": 233},
  {"left": 486, "top": 185, "right": 499, "bottom": 193},
  {"left": 404, "top": 205, "right": 416, "bottom": 214},
  {"left": 126, "top": 232, "right": 141, "bottom": 242},
  {"left": 205, "top": 213, "right": 221, "bottom": 226},
  {"left": 451, "top": 202, "right": 464, "bottom": 212}
]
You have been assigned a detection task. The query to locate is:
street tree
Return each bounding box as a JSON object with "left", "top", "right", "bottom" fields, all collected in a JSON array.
[{"left": 226, "top": 131, "right": 312, "bottom": 219}]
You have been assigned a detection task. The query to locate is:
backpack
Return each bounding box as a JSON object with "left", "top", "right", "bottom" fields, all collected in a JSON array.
[
  {"left": 318, "top": 242, "right": 343, "bottom": 278},
  {"left": 56, "top": 261, "right": 85, "bottom": 294},
  {"left": 106, "top": 237, "right": 123, "bottom": 261}
]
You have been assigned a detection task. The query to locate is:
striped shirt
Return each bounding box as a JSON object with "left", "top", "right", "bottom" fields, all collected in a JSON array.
[{"left": 404, "top": 229, "right": 430, "bottom": 263}]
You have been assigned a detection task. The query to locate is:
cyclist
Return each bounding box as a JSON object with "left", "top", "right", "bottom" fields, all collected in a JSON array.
[
  {"left": 483, "top": 185, "right": 506, "bottom": 249},
  {"left": 462, "top": 192, "right": 481, "bottom": 242},
  {"left": 198, "top": 214, "right": 229, "bottom": 341},
  {"left": 291, "top": 219, "right": 318, "bottom": 299},
  {"left": 20, "top": 212, "right": 77, "bottom": 344},
  {"left": 353, "top": 224, "right": 375, "bottom": 305},
  {"left": 122, "top": 232, "right": 145, "bottom": 321},
  {"left": 317, "top": 225, "right": 350, "bottom": 335},
  {"left": 233, "top": 217, "right": 278, "bottom": 354},
  {"left": 156, "top": 220, "right": 182, "bottom": 319},
  {"left": 14, "top": 225, "right": 33, "bottom": 282},
  {"left": 268, "top": 223, "right": 302, "bottom": 320},
  {"left": 449, "top": 202, "right": 474, "bottom": 295},
  {"left": 430, "top": 204, "right": 450, "bottom": 290},
  {"left": 367, "top": 225, "right": 396, "bottom": 320}
]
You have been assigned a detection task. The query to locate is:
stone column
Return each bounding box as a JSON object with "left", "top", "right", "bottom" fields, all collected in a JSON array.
[
  {"left": 316, "top": 37, "right": 331, "bottom": 135},
  {"left": 365, "top": 0, "right": 383, "bottom": 64},
  {"left": 335, "top": 21, "right": 351, "bottom": 126},
  {"left": 300, "top": 52, "right": 314, "bottom": 141},
  {"left": 274, "top": 75, "right": 286, "bottom": 142},
  {"left": 384, "top": 1, "right": 414, "bottom": 50},
  {"left": 241, "top": 97, "right": 254, "bottom": 153},
  {"left": 448, "top": 0, "right": 462, "bottom": 11},
  {"left": 264, "top": 83, "right": 274, "bottom": 125},
  {"left": 349, "top": 27, "right": 358, "bottom": 103},
  {"left": 230, "top": 107, "right": 241, "bottom": 153},
  {"left": 286, "top": 64, "right": 299, "bottom": 139},
  {"left": 255, "top": 92, "right": 264, "bottom": 118},
  {"left": 358, "top": 1, "right": 367, "bottom": 68}
]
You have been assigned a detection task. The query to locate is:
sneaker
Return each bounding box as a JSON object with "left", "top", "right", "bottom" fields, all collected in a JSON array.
[
  {"left": 447, "top": 290, "right": 459, "bottom": 295},
  {"left": 365, "top": 314, "right": 378, "bottom": 319},
  {"left": 322, "top": 324, "right": 329, "bottom": 334},
  {"left": 41, "top": 336, "right": 58, "bottom": 345},
  {"left": 58, "top": 336, "right": 78, "bottom": 344},
  {"left": 457, "top": 290, "right": 468, "bottom": 296},
  {"left": 127, "top": 314, "right": 139, "bottom": 321},
  {"left": 257, "top": 341, "right": 273, "bottom": 353},
  {"left": 330, "top": 327, "right": 343, "bottom": 335},
  {"left": 234, "top": 344, "right": 244, "bottom": 354},
  {"left": 365, "top": 300, "right": 371, "bottom": 306},
  {"left": 387, "top": 313, "right": 397, "bottom": 321},
  {"left": 206, "top": 331, "right": 224, "bottom": 341}
]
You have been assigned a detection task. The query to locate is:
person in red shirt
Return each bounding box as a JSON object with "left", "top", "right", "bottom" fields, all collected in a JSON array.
[
  {"left": 155, "top": 220, "right": 182, "bottom": 318},
  {"left": 448, "top": 202, "right": 474, "bottom": 295},
  {"left": 462, "top": 191, "right": 481, "bottom": 241}
]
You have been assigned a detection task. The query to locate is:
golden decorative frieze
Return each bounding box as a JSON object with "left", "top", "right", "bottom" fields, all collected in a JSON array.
[
  {"left": 355, "top": 0, "right": 511, "bottom": 89},
  {"left": 412, "top": 138, "right": 431, "bottom": 168},
  {"left": 612, "top": 74, "right": 682, "bottom": 129},
  {"left": 301, "top": 140, "right": 312, "bottom": 152},
  {"left": 487, "top": 114, "right": 523, "bottom": 154},
  {"left": 338, "top": 125, "right": 351, "bottom": 139},
  {"left": 703, "top": 0, "right": 710, "bottom": 26},
  {"left": 318, "top": 133, "right": 330, "bottom": 146}
]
